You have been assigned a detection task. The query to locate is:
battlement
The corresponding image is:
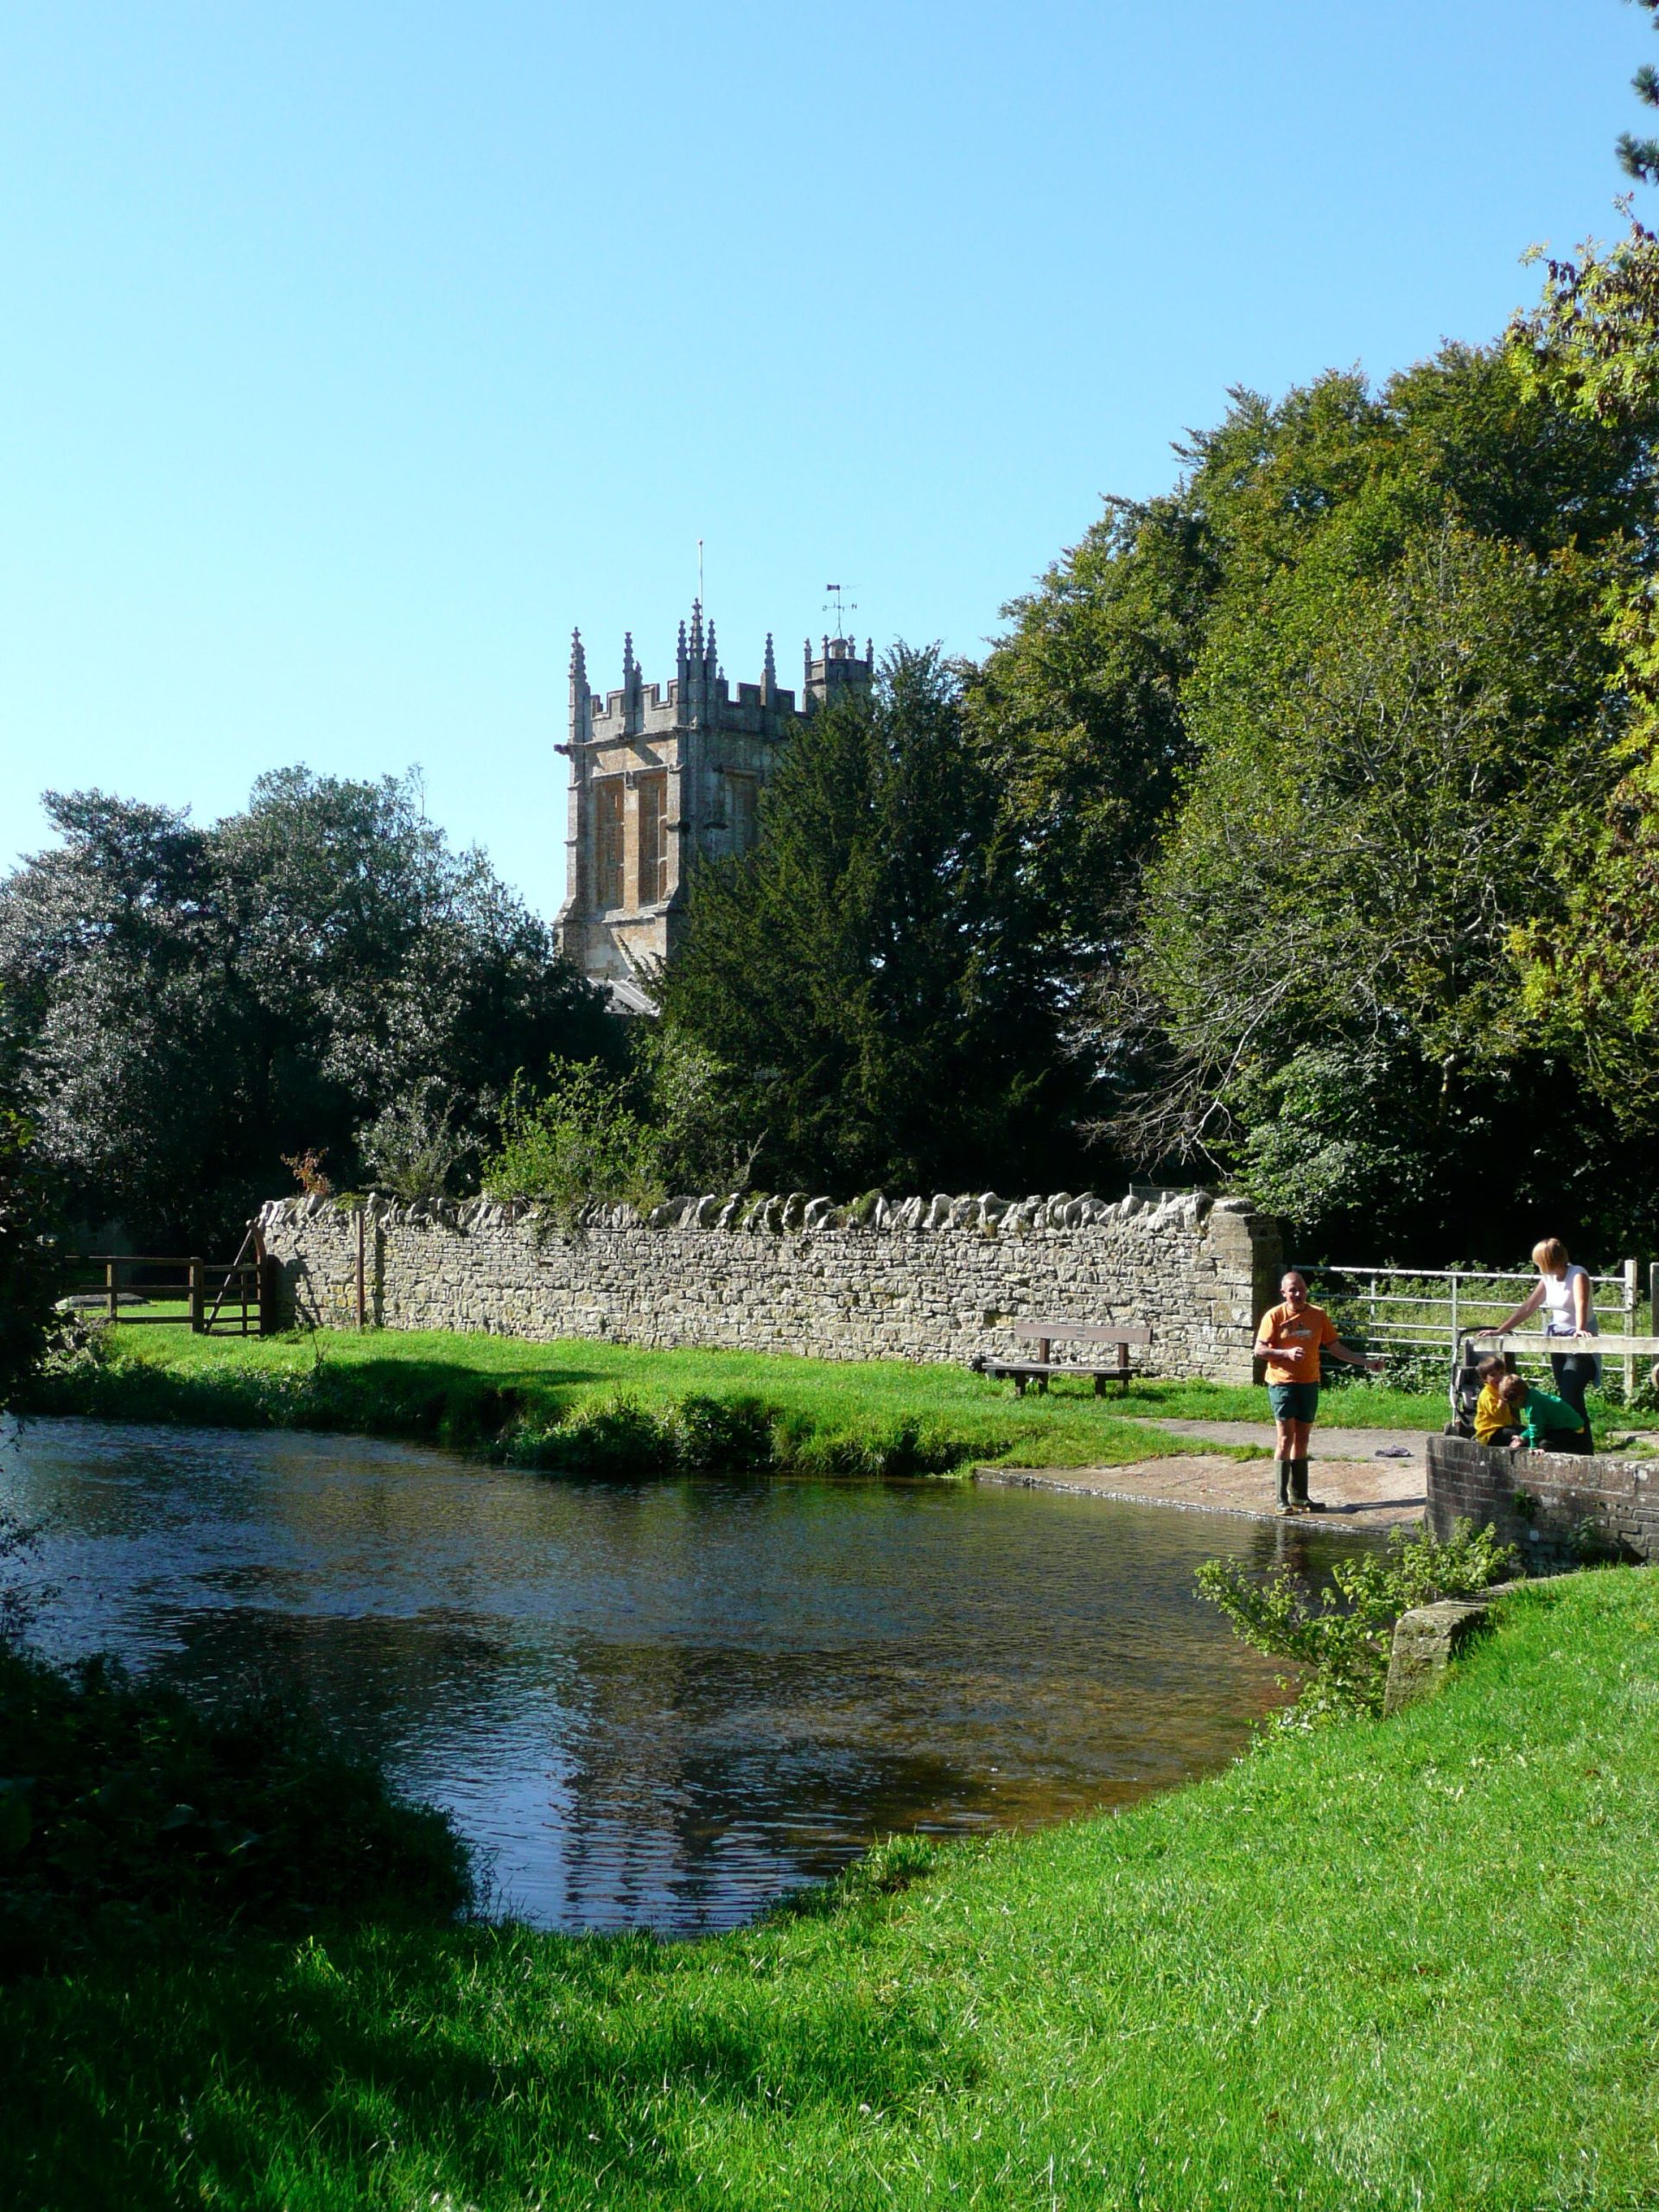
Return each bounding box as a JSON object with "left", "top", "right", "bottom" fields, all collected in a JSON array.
[
  {"left": 556, "top": 604, "right": 874, "bottom": 991},
  {"left": 804, "top": 634, "right": 875, "bottom": 705},
  {"left": 587, "top": 674, "right": 803, "bottom": 729}
]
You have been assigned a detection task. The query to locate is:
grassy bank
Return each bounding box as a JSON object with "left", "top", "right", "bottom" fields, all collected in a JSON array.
[
  {"left": 28, "top": 1325, "right": 1282, "bottom": 1476},
  {"left": 4, "top": 1567, "right": 1655, "bottom": 2208}
]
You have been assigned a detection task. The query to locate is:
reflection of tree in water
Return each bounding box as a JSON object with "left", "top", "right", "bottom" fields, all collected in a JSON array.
[
  {"left": 19, "top": 1421, "right": 1391, "bottom": 1934},
  {"left": 153, "top": 1609, "right": 550, "bottom": 1772},
  {"left": 550, "top": 1633, "right": 990, "bottom": 1932}
]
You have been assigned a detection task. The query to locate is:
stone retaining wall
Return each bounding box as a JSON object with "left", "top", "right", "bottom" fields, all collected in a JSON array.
[
  {"left": 256, "top": 1188, "right": 1284, "bottom": 1382},
  {"left": 1382, "top": 1580, "right": 1530, "bottom": 1715},
  {"left": 1427, "top": 1432, "right": 1659, "bottom": 1569}
]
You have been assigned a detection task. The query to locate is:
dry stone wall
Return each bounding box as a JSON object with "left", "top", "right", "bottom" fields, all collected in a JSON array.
[{"left": 256, "top": 1188, "right": 1284, "bottom": 1383}]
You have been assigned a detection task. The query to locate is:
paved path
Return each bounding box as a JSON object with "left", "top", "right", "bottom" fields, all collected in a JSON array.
[
  {"left": 1128, "top": 1416, "right": 1434, "bottom": 1465},
  {"left": 976, "top": 1418, "right": 1432, "bottom": 1529}
]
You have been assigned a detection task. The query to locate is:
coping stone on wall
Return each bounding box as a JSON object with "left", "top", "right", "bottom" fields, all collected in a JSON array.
[
  {"left": 254, "top": 1185, "right": 1281, "bottom": 1383},
  {"left": 1427, "top": 1432, "right": 1659, "bottom": 1571},
  {"left": 1382, "top": 1580, "right": 1529, "bottom": 1716}
]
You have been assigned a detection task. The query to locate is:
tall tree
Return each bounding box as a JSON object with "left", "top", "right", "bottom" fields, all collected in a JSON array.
[
  {"left": 659, "top": 647, "right": 1075, "bottom": 1195},
  {"left": 0, "top": 1004, "right": 56, "bottom": 1410},
  {"left": 1119, "top": 521, "right": 1628, "bottom": 1249},
  {"left": 1506, "top": 224, "right": 1659, "bottom": 1141},
  {"left": 1094, "top": 338, "right": 1659, "bottom": 1255},
  {"left": 1618, "top": 0, "right": 1659, "bottom": 184},
  {"left": 0, "top": 772, "right": 611, "bottom": 1246}
]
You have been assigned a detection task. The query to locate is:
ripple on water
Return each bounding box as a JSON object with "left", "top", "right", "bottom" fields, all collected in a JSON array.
[{"left": 2, "top": 1416, "right": 1381, "bottom": 1934}]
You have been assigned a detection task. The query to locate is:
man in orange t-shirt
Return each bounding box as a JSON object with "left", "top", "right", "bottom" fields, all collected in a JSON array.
[{"left": 1255, "top": 1271, "right": 1380, "bottom": 1515}]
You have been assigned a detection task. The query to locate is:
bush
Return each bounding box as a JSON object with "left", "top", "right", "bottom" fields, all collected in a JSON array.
[
  {"left": 0, "top": 1643, "right": 473, "bottom": 1976},
  {"left": 357, "top": 1081, "right": 470, "bottom": 1203},
  {"left": 1196, "top": 1519, "right": 1517, "bottom": 1725},
  {"left": 482, "top": 1059, "right": 662, "bottom": 1218},
  {"left": 504, "top": 1391, "right": 779, "bottom": 1478}
]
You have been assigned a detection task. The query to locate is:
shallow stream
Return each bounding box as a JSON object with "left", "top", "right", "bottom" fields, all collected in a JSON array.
[{"left": 3, "top": 1419, "right": 1380, "bottom": 1934}]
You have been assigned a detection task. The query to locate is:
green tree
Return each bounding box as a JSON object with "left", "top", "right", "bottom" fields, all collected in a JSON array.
[
  {"left": 965, "top": 493, "right": 1211, "bottom": 946},
  {"left": 483, "top": 1058, "right": 661, "bottom": 1218},
  {"left": 1507, "top": 224, "right": 1659, "bottom": 1132},
  {"left": 0, "top": 772, "right": 612, "bottom": 1246},
  {"left": 659, "top": 646, "right": 1074, "bottom": 1195},
  {"left": 1041, "top": 332, "right": 1659, "bottom": 1255},
  {"left": 1118, "top": 512, "right": 1630, "bottom": 1249},
  {"left": 0, "top": 1022, "right": 55, "bottom": 1412}
]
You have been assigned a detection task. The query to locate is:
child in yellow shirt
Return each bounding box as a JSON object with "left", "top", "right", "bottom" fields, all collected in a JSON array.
[{"left": 1473, "top": 1356, "right": 1520, "bottom": 1446}]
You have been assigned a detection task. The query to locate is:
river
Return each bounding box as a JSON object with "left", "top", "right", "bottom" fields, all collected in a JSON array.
[{"left": 2, "top": 1418, "right": 1381, "bottom": 1934}]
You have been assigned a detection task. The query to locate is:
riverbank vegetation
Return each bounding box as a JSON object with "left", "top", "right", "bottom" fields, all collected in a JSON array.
[
  {"left": 0, "top": 1639, "right": 471, "bottom": 1980},
  {"left": 27, "top": 1324, "right": 1285, "bottom": 1477},
  {"left": 3, "top": 1565, "right": 1655, "bottom": 2208},
  {"left": 1197, "top": 1520, "right": 1516, "bottom": 1722},
  {"left": 32, "top": 1322, "right": 1659, "bottom": 1467}
]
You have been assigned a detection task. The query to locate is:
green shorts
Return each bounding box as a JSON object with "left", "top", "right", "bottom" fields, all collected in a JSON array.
[{"left": 1268, "top": 1382, "right": 1320, "bottom": 1423}]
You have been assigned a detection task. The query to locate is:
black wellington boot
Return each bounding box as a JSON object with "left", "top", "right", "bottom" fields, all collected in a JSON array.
[
  {"left": 1290, "top": 1458, "right": 1326, "bottom": 1512},
  {"left": 1276, "top": 1459, "right": 1294, "bottom": 1515}
]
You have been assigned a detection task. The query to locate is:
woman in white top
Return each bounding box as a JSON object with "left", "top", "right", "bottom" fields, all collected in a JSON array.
[{"left": 1489, "top": 1238, "right": 1599, "bottom": 1433}]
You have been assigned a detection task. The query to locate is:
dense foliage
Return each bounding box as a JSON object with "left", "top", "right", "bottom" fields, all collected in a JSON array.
[
  {"left": 483, "top": 1031, "right": 753, "bottom": 1218},
  {"left": 1507, "top": 223, "right": 1659, "bottom": 1134},
  {"left": 1033, "top": 338, "right": 1659, "bottom": 1257},
  {"left": 0, "top": 770, "right": 612, "bottom": 1248},
  {"left": 0, "top": 1032, "right": 56, "bottom": 1412},
  {"left": 659, "top": 646, "right": 1085, "bottom": 1194}
]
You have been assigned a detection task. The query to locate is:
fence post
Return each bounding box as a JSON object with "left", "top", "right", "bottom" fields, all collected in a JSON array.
[
  {"left": 1625, "top": 1259, "right": 1640, "bottom": 1398},
  {"left": 1449, "top": 1272, "right": 1460, "bottom": 1367},
  {"left": 188, "top": 1258, "right": 205, "bottom": 1334},
  {"left": 105, "top": 1257, "right": 118, "bottom": 1325}
]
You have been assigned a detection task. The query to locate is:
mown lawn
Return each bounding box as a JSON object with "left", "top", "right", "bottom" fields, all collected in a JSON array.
[
  {"left": 30, "top": 1324, "right": 1287, "bottom": 1473},
  {"left": 5, "top": 1567, "right": 1656, "bottom": 2209}
]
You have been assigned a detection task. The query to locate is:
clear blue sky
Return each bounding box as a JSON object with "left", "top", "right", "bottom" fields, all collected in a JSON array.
[{"left": 1, "top": 1, "right": 1649, "bottom": 918}]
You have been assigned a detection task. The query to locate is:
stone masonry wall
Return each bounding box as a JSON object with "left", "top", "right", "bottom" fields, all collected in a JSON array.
[
  {"left": 256, "top": 1188, "right": 1285, "bottom": 1383},
  {"left": 1427, "top": 1432, "right": 1659, "bottom": 1570}
]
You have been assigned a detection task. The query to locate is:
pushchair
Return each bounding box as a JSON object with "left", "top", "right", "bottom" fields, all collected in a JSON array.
[{"left": 1446, "top": 1333, "right": 1513, "bottom": 1438}]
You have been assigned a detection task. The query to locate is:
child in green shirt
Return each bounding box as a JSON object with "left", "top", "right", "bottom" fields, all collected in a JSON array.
[{"left": 1495, "top": 1372, "right": 1592, "bottom": 1454}]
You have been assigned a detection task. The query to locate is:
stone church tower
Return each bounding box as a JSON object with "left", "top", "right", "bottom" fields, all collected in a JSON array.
[{"left": 554, "top": 607, "right": 873, "bottom": 1000}]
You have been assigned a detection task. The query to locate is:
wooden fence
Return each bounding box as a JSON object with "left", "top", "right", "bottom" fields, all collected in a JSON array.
[{"left": 61, "top": 1249, "right": 274, "bottom": 1336}]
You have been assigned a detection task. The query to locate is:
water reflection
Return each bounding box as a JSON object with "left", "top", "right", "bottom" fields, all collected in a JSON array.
[{"left": 3, "top": 1419, "right": 1380, "bottom": 1934}]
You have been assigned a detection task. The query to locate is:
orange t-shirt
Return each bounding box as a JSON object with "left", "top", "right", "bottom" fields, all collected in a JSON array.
[{"left": 1256, "top": 1301, "right": 1339, "bottom": 1384}]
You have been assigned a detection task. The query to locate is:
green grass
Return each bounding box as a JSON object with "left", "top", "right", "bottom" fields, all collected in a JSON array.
[
  {"left": 32, "top": 1324, "right": 1653, "bottom": 1478},
  {"left": 4, "top": 1567, "right": 1656, "bottom": 2208},
  {"left": 30, "top": 1325, "right": 1285, "bottom": 1475}
]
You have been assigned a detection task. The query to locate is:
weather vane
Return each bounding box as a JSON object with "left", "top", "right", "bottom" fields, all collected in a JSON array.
[{"left": 823, "top": 582, "right": 858, "bottom": 638}]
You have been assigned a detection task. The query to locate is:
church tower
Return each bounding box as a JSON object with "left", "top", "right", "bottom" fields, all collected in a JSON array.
[{"left": 554, "top": 611, "right": 873, "bottom": 998}]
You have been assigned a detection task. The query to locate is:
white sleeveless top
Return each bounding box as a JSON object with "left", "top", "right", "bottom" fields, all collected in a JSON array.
[{"left": 1541, "top": 1264, "right": 1599, "bottom": 1339}]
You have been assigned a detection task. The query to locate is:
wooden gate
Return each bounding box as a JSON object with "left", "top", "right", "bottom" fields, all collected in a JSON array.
[{"left": 61, "top": 1236, "right": 273, "bottom": 1335}]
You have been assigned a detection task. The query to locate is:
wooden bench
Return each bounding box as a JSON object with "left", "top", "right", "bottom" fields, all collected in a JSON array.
[{"left": 973, "top": 1320, "right": 1151, "bottom": 1396}]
